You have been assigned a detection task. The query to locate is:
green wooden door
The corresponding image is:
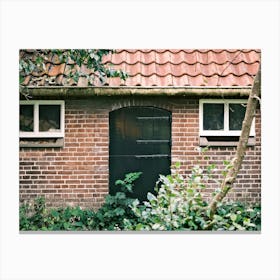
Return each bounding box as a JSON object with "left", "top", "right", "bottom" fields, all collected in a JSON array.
[{"left": 109, "top": 106, "right": 171, "bottom": 201}]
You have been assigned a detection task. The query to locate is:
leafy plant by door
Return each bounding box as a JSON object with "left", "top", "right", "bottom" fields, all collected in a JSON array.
[{"left": 123, "top": 163, "right": 260, "bottom": 231}]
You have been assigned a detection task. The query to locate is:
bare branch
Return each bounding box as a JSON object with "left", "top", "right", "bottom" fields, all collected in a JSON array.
[{"left": 209, "top": 64, "right": 261, "bottom": 217}]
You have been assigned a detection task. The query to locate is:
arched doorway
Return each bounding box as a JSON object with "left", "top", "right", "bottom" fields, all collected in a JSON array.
[{"left": 109, "top": 106, "right": 171, "bottom": 201}]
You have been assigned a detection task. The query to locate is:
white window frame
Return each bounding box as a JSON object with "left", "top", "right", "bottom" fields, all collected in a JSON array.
[
  {"left": 20, "top": 100, "right": 65, "bottom": 138},
  {"left": 199, "top": 99, "right": 255, "bottom": 137}
]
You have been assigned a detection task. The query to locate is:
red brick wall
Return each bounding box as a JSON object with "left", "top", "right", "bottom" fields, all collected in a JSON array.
[
  {"left": 19, "top": 97, "right": 261, "bottom": 208},
  {"left": 171, "top": 99, "right": 261, "bottom": 203}
]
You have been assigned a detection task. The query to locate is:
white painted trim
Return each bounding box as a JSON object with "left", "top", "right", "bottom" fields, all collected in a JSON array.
[
  {"left": 34, "top": 102, "right": 39, "bottom": 134},
  {"left": 20, "top": 100, "right": 65, "bottom": 138},
  {"left": 224, "top": 102, "right": 229, "bottom": 132},
  {"left": 199, "top": 99, "right": 255, "bottom": 137}
]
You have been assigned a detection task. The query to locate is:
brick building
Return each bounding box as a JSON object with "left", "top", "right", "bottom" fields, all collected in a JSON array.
[{"left": 19, "top": 49, "right": 261, "bottom": 209}]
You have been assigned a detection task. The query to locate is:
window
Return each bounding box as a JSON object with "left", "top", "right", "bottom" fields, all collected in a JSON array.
[
  {"left": 20, "top": 100, "right": 65, "bottom": 138},
  {"left": 199, "top": 99, "right": 255, "bottom": 137}
]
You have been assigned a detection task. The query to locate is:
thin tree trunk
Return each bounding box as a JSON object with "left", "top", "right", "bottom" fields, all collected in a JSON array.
[{"left": 209, "top": 66, "right": 261, "bottom": 217}]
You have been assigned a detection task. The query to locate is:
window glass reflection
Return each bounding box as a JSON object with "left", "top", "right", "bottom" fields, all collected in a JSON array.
[
  {"left": 203, "top": 103, "right": 224, "bottom": 130},
  {"left": 39, "top": 105, "right": 61, "bottom": 131},
  {"left": 229, "top": 103, "right": 246, "bottom": 130},
  {"left": 20, "top": 105, "right": 34, "bottom": 131}
]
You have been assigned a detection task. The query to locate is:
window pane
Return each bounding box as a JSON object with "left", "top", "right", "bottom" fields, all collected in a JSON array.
[
  {"left": 20, "top": 105, "right": 34, "bottom": 131},
  {"left": 229, "top": 103, "right": 246, "bottom": 130},
  {"left": 39, "top": 105, "right": 61, "bottom": 131},
  {"left": 203, "top": 103, "right": 224, "bottom": 130}
]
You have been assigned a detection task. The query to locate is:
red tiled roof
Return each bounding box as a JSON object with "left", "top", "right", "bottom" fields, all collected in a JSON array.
[{"left": 20, "top": 49, "right": 260, "bottom": 87}]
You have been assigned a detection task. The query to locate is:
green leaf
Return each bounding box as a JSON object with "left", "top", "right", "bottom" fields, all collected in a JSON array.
[
  {"left": 132, "top": 199, "right": 140, "bottom": 207},
  {"left": 147, "top": 192, "right": 156, "bottom": 202},
  {"left": 115, "top": 180, "right": 123, "bottom": 186},
  {"left": 114, "top": 208, "right": 125, "bottom": 216},
  {"left": 152, "top": 223, "right": 162, "bottom": 230},
  {"left": 136, "top": 224, "right": 144, "bottom": 230},
  {"left": 19, "top": 75, "right": 24, "bottom": 84},
  {"left": 73, "top": 72, "right": 79, "bottom": 83},
  {"left": 233, "top": 222, "right": 245, "bottom": 230},
  {"left": 230, "top": 214, "right": 237, "bottom": 222},
  {"left": 63, "top": 222, "right": 70, "bottom": 229},
  {"left": 74, "top": 222, "right": 83, "bottom": 227},
  {"left": 213, "top": 214, "right": 223, "bottom": 221}
]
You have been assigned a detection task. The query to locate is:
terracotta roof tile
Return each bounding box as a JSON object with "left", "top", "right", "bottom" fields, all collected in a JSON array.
[
  {"left": 80, "top": 64, "right": 95, "bottom": 75},
  {"left": 188, "top": 75, "right": 209, "bottom": 87},
  {"left": 155, "top": 51, "right": 170, "bottom": 64},
  {"left": 195, "top": 51, "right": 208, "bottom": 65},
  {"left": 22, "top": 75, "right": 31, "bottom": 86},
  {"left": 20, "top": 49, "right": 261, "bottom": 87},
  {"left": 140, "top": 62, "right": 156, "bottom": 76},
  {"left": 48, "top": 63, "right": 66, "bottom": 76},
  {"left": 140, "top": 50, "right": 156, "bottom": 64},
  {"left": 203, "top": 75, "right": 219, "bottom": 86},
  {"left": 55, "top": 74, "right": 64, "bottom": 85},
  {"left": 51, "top": 53, "right": 63, "bottom": 64},
  {"left": 209, "top": 51, "right": 228, "bottom": 64},
  {"left": 64, "top": 64, "right": 78, "bottom": 76},
  {"left": 172, "top": 75, "right": 189, "bottom": 87}
]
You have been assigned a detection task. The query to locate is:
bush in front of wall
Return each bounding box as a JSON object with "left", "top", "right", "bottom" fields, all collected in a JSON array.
[
  {"left": 123, "top": 163, "right": 261, "bottom": 231},
  {"left": 213, "top": 202, "right": 261, "bottom": 231},
  {"left": 20, "top": 197, "right": 96, "bottom": 231},
  {"left": 19, "top": 166, "right": 261, "bottom": 231},
  {"left": 19, "top": 172, "right": 142, "bottom": 231},
  {"left": 92, "top": 172, "right": 142, "bottom": 230}
]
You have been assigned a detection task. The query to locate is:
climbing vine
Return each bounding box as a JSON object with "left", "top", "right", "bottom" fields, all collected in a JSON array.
[{"left": 19, "top": 49, "right": 128, "bottom": 86}]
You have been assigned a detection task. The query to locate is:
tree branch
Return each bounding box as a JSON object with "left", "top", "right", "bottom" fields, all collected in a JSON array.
[{"left": 209, "top": 65, "right": 261, "bottom": 217}]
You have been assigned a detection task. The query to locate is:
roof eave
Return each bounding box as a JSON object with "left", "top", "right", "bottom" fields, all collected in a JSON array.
[{"left": 20, "top": 86, "right": 253, "bottom": 98}]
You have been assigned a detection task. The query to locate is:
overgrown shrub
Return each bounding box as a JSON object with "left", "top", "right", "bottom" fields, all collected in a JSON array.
[
  {"left": 123, "top": 163, "right": 261, "bottom": 231},
  {"left": 19, "top": 166, "right": 261, "bottom": 231},
  {"left": 20, "top": 197, "right": 96, "bottom": 231},
  {"left": 92, "top": 172, "right": 142, "bottom": 230},
  {"left": 213, "top": 202, "right": 261, "bottom": 231},
  {"left": 19, "top": 172, "right": 142, "bottom": 231}
]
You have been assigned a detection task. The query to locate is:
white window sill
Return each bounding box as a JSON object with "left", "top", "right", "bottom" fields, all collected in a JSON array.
[
  {"left": 199, "top": 136, "right": 256, "bottom": 147},
  {"left": 19, "top": 138, "right": 64, "bottom": 148}
]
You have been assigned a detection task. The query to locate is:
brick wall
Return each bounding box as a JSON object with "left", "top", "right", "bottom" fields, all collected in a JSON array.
[
  {"left": 171, "top": 99, "right": 261, "bottom": 203},
  {"left": 19, "top": 96, "right": 261, "bottom": 208}
]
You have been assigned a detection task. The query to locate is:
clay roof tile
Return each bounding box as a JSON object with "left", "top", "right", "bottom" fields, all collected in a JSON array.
[
  {"left": 48, "top": 63, "right": 66, "bottom": 77},
  {"left": 20, "top": 49, "right": 261, "bottom": 88}
]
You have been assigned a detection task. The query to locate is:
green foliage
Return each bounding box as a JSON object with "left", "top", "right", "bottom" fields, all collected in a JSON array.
[
  {"left": 123, "top": 163, "right": 261, "bottom": 231},
  {"left": 213, "top": 202, "right": 261, "bottom": 231},
  {"left": 124, "top": 163, "right": 209, "bottom": 230},
  {"left": 115, "top": 172, "right": 142, "bottom": 193},
  {"left": 19, "top": 49, "right": 128, "bottom": 86},
  {"left": 19, "top": 166, "right": 261, "bottom": 231},
  {"left": 19, "top": 172, "right": 142, "bottom": 231},
  {"left": 92, "top": 172, "right": 142, "bottom": 230},
  {"left": 20, "top": 197, "right": 96, "bottom": 231}
]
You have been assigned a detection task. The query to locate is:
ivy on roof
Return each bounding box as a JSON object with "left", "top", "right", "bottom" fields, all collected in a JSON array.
[{"left": 19, "top": 49, "right": 128, "bottom": 87}]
